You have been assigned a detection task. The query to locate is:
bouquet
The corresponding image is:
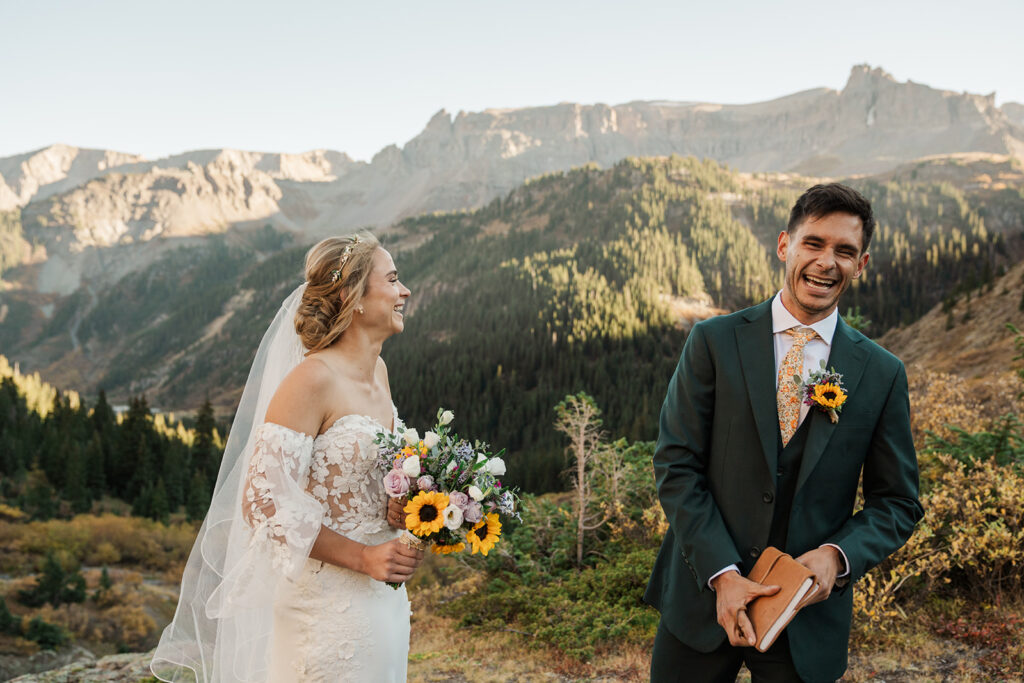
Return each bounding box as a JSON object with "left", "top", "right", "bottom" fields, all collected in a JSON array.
[{"left": 375, "top": 408, "right": 519, "bottom": 585}]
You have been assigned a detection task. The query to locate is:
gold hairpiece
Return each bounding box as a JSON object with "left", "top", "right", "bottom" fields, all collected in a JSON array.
[{"left": 330, "top": 238, "right": 360, "bottom": 283}]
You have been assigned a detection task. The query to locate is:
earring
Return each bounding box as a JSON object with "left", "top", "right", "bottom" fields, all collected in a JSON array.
[{"left": 357, "top": 306, "right": 365, "bottom": 314}]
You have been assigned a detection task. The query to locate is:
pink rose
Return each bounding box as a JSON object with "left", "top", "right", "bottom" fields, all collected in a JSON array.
[
  {"left": 464, "top": 501, "right": 483, "bottom": 524},
  {"left": 383, "top": 469, "right": 410, "bottom": 498},
  {"left": 417, "top": 475, "right": 435, "bottom": 491},
  {"left": 448, "top": 491, "right": 470, "bottom": 510}
]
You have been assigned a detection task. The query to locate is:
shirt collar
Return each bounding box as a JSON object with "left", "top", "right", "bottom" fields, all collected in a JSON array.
[{"left": 771, "top": 291, "right": 838, "bottom": 345}]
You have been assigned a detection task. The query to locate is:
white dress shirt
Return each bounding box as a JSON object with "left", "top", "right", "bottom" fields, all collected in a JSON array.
[{"left": 708, "top": 293, "right": 849, "bottom": 589}]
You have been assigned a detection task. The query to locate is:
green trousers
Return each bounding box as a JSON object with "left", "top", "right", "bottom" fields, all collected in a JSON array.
[{"left": 650, "top": 620, "right": 806, "bottom": 683}]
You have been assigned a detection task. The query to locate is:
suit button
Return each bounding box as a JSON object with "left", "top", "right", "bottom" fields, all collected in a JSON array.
[
  {"left": 750, "top": 546, "right": 761, "bottom": 559},
  {"left": 777, "top": 468, "right": 784, "bottom": 477},
  {"left": 762, "top": 492, "right": 774, "bottom": 503}
]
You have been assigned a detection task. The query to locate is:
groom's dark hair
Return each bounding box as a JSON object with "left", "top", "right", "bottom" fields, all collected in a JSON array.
[{"left": 788, "top": 183, "right": 875, "bottom": 251}]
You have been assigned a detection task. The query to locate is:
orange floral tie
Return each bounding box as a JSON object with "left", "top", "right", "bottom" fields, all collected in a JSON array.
[{"left": 777, "top": 327, "right": 818, "bottom": 446}]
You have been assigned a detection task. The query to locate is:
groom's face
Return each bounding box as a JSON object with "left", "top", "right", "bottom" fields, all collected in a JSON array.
[{"left": 777, "top": 212, "right": 869, "bottom": 324}]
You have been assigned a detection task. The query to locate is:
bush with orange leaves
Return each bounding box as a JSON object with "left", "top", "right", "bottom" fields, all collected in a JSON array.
[
  {"left": 907, "top": 366, "right": 982, "bottom": 451},
  {"left": 853, "top": 454, "right": 1024, "bottom": 637}
]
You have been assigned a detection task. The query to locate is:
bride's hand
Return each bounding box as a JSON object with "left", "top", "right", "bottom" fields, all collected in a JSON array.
[
  {"left": 360, "top": 539, "right": 425, "bottom": 583},
  {"left": 386, "top": 497, "right": 407, "bottom": 529}
]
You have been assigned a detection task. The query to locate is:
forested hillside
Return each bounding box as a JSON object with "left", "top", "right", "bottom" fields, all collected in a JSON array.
[
  {"left": 0, "top": 356, "right": 222, "bottom": 523},
  {"left": 3, "top": 155, "right": 1023, "bottom": 492}
]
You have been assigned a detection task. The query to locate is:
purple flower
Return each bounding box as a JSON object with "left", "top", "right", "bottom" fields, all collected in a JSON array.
[
  {"left": 383, "top": 468, "right": 410, "bottom": 498},
  {"left": 464, "top": 501, "right": 483, "bottom": 524},
  {"left": 448, "top": 491, "right": 470, "bottom": 510},
  {"left": 454, "top": 442, "right": 474, "bottom": 461}
]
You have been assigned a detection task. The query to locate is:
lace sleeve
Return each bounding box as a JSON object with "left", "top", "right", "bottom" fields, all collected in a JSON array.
[{"left": 241, "top": 423, "right": 325, "bottom": 577}]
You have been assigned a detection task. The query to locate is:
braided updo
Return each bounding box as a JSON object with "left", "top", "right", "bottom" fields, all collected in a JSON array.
[{"left": 295, "top": 232, "right": 380, "bottom": 353}]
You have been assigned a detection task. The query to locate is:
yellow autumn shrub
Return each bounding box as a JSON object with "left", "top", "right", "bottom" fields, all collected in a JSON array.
[
  {"left": 907, "top": 367, "right": 982, "bottom": 449},
  {"left": 854, "top": 455, "right": 1024, "bottom": 634},
  {"left": 1, "top": 514, "right": 198, "bottom": 572}
]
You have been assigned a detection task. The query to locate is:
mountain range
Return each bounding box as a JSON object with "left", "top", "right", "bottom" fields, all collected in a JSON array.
[
  {"left": 2, "top": 65, "right": 1023, "bottom": 295},
  {"left": 1, "top": 64, "right": 1023, "bottom": 428}
]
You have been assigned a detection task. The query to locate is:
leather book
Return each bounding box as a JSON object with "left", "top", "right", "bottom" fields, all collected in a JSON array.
[{"left": 745, "top": 546, "right": 819, "bottom": 652}]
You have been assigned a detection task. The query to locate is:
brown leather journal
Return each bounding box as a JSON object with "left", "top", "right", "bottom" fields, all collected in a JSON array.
[{"left": 745, "top": 546, "right": 819, "bottom": 652}]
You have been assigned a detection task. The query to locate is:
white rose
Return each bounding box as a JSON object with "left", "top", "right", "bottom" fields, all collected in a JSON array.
[
  {"left": 443, "top": 505, "right": 464, "bottom": 530},
  {"left": 423, "top": 431, "right": 440, "bottom": 449},
  {"left": 486, "top": 457, "right": 506, "bottom": 477},
  {"left": 468, "top": 485, "right": 484, "bottom": 501},
  {"left": 402, "top": 428, "right": 420, "bottom": 446},
  {"left": 401, "top": 456, "right": 421, "bottom": 478},
  {"left": 439, "top": 410, "right": 454, "bottom": 426}
]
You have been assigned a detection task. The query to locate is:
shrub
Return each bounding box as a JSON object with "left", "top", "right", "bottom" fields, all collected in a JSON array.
[
  {"left": 0, "top": 596, "right": 21, "bottom": 634},
  {"left": 16, "top": 552, "right": 87, "bottom": 607},
  {"left": 0, "top": 514, "right": 198, "bottom": 574},
  {"left": 454, "top": 547, "right": 659, "bottom": 661},
  {"left": 24, "top": 615, "right": 67, "bottom": 649},
  {"left": 854, "top": 455, "right": 1024, "bottom": 634}
]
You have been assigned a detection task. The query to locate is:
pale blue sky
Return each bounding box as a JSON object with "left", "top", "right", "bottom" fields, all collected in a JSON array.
[{"left": 1, "top": 0, "right": 1021, "bottom": 161}]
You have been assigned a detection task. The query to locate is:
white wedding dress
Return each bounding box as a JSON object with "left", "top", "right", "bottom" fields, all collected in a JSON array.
[{"left": 243, "top": 407, "right": 410, "bottom": 682}]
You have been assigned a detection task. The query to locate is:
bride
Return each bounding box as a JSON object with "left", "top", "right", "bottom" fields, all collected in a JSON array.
[{"left": 151, "top": 234, "right": 425, "bottom": 682}]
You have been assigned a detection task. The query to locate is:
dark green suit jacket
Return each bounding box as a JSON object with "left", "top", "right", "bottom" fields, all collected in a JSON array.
[{"left": 644, "top": 299, "right": 923, "bottom": 682}]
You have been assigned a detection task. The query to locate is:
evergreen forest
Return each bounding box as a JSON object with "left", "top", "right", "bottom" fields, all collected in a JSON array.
[{"left": 1, "top": 155, "right": 1022, "bottom": 499}]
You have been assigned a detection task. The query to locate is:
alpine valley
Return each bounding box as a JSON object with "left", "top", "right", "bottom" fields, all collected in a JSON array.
[{"left": 2, "top": 65, "right": 1024, "bottom": 490}]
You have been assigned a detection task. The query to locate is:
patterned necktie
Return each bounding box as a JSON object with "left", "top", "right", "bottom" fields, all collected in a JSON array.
[{"left": 777, "top": 327, "right": 818, "bottom": 446}]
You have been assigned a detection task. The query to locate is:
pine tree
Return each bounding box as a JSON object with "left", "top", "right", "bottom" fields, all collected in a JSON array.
[
  {"left": 186, "top": 470, "right": 211, "bottom": 522},
  {"left": 22, "top": 470, "right": 58, "bottom": 521},
  {"left": 64, "top": 442, "right": 91, "bottom": 514},
  {"left": 151, "top": 478, "right": 170, "bottom": 524},
  {"left": 193, "top": 397, "right": 219, "bottom": 489},
  {"left": 17, "top": 553, "right": 66, "bottom": 607},
  {"left": 161, "top": 444, "right": 186, "bottom": 511},
  {"left": 99, "top": 566, "right": 112, "bottom": 591},
  {"left": 116, "top": 395, "right": 152, "bottom": 496},
  {"left": 131, "top": 484, "right": 152, "bottom": 519},
  {"left": 25, "top": 616, "right": 67, "bottom": 649},
  {"left": 84, "top": 432, "right": 106, "bottom": 495},
  {"left": 0, "top": 597, "right": 21, "bottom": 635}
]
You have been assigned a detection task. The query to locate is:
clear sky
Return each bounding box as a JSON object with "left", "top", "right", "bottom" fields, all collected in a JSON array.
[{"left": 1, "top": 0, "right": 1021, "bottom": 162}]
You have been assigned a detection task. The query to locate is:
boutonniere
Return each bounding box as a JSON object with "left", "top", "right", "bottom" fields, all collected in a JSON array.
[{"left": 797, "top": 361, "right": 848, "bottom": 424}]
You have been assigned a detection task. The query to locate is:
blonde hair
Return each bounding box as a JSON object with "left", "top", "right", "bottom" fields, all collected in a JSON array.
[{"left": 294, "top": 232, "right": 380, "bottom": 353}]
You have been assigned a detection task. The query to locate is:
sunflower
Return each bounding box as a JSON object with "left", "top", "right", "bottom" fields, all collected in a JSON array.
[
  {"left": 812, "top": 383, "right": 847, "bottom": 410},
  {"left": 430, "top": 542, "right": 466, "bottom": 555},
  {"left": 404, "top": 491, "right": 450, "bottom": 537},
  {"left": 466, "top": 512, "right": 502, "bottom": 556}
]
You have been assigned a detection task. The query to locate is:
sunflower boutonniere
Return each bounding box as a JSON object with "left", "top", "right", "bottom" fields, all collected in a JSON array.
[{"left": 797, "top": 361, "right": 848, "bottom": 424}]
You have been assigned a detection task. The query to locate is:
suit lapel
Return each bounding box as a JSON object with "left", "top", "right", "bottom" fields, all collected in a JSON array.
[
  {"left": 794, "top": 318, "right": 869, "bottom": 493},
  {"left": 735, "top": 301, "right": 779, "bottom": 476}
]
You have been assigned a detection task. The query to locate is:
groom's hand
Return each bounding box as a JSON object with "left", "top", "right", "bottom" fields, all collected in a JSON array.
[
  {"left": 711, "top": 570, "right": 780, "bottom": 647},
  {"left": 794, "top": 546, "right": 843, "bottom": 606}
]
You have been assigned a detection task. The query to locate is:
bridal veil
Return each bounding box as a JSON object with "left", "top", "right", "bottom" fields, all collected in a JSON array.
[{"left": 152, "top": 283, "right": 321, "bottom": 682}]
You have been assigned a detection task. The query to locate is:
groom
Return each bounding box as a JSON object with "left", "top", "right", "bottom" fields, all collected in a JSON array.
[{"left": 644, "top": 183, "right": 923, "bottom": 682}]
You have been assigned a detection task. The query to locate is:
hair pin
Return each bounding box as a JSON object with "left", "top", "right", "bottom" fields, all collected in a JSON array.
[{"left": 330, "top": 238, "right": 360, "bottom": 284}]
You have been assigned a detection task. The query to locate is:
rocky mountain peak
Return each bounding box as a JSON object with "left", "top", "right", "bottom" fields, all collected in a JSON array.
[
  {"left": 0, "top": 144, "right": 144, "bottom": 210},
  {"left": 843, "top": 64, "right": 897, "bottom": 91}
]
